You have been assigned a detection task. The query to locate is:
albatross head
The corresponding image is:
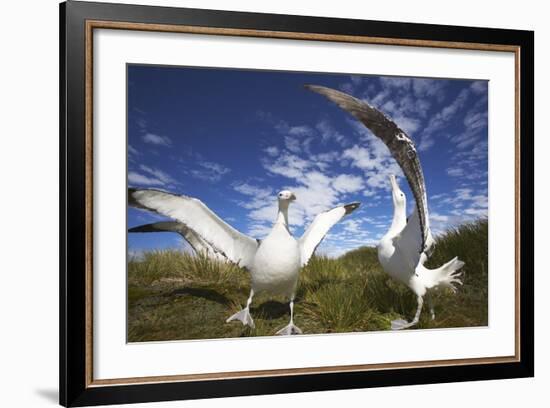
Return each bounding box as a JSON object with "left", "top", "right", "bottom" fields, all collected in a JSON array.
[
  {"left": 389, "top": 175, "right": 406, "bottom": 211},
  {"left": 277, "top": 190, "right": 297, "bottom": 203}
]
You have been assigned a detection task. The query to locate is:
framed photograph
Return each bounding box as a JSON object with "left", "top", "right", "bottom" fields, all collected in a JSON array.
[{"left": 60, "top": 1, "right": 534, "bottom": 406}]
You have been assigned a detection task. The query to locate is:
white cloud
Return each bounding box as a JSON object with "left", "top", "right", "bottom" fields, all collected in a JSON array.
[
  {"left": 419, "top": 88, "right": 471, "bottom": 151},
  {"left": 342, "top": 146, "right": 378, "bottom": 170},
  {"left": 463, "top": 207, "right": 488, "bottom": 216},
  {"left": 332, "top": 174, "right": 364, "bottom": 193},
  {"left": 470, "top": 81, "right": 488, "bottom": 94},
  {"left": 341, "top": 144, "right": 402, "bottom": 189},
  {"left": 288, "top": 125, "right": 314, "bottom": 136},
  {"left": 248, "top": 202, "right": 282, "bottom": 225},
  {"left": 142, "top": 133, "right": 172, "bottom": 147},
  {"left": 190, "top": 161, "right": 230, "bottom": 182},
  {"left": 430, "top": 212, "right": 450, "bottom": 223},
  {"left": 264, "top": 146, "right": 279, "bottom": 157},
  {"left": 411, "top": 78, "right": 446, "bottom": 101},
  {"left": 284, "top": 135, "right": 302, "bottom": 153},
  {"left": 262, "top": 152, "right": 313, "bottom": 179},
  {"left": 371, "top": 88, "right": 392, "bottom": 106},
  {"left": 128, "top": 144, "right": 139, "bottom": 156},
  {"left": 446, "top": 167, "right": 464, "bottom": 177},
  {"left": 246, "top": 222, "right": 274, "bottom": 238},
  {"left": 233, "top": 182, "right": 272, "bottom": 198},
  {"left": 418, "top": 136, "right": 435, "bottom": 151},
  {"left": 392, "top": 114, "right": 421, "bottom": 135},
  {"left": 316, "top": 151, "right": 339, "bottom": 162},
  {"left": 136, "top": 117, "right": 147, "bottom": 130},
  {"left": 316, "top": 120, "right": 347, "bottom": 146},
  {"left": 128, "top": 165, "right": 177, "bottom": 187},
  {"left": 464, "top": 110, "right": 488, "bottom": 132},
  {"left": 452, "top": 132, "right": 480, "bottom": 150},
  {"left": 139, "top": 165, "right": 177, "bottom": 185},
  {"left": 340, "top": 218, "right": 365, "bottom": 234},
  {"left": 379, "top": 76, "right": 412, "bottom": 90},
  {"left": 128, "top": 171, "right": 165, "bottom": 186}
]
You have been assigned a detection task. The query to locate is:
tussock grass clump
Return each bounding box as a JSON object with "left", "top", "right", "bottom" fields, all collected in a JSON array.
[
  {"left": 127, "top": 219, "right": 488, "bottom": 341},
  {"left": 428, "top": 219, "right": 488, "bottom": 287},
  {"left": 128, "top": 250, "right": 247, "bottom": 287},
  {"left": 424, "top": 219, "right": 489, "bottom": 327},
  {"left": 302, "top": 281, "right": 371, "bottom": 332},
  {"left": 298, "top": 256, "right": 347, "bottom": 295}
]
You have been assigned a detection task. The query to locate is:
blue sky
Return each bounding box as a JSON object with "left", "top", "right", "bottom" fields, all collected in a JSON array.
[{"left": 127, "top": 64, "right": 488, "bottom": 257}]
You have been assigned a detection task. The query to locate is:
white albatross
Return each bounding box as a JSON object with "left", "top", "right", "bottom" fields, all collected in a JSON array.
[
  {"left": 306, "top": 84, "right": 465, "bottom": 330},
  {"left": 128, "top": 187, "right": 360, "bottom": 335},
  {"left": 380, "top": 175, "right": 464, "bottom": 329}
]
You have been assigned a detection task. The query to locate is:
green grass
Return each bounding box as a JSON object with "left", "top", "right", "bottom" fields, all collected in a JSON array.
[{"left": 128, "top": 219, "right": 488, "bottom": 342}]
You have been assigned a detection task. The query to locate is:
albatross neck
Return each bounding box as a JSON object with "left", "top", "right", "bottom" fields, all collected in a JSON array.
[
  {"left": 275, "top": 201, "right": 290, "bottom": 226},
  {"left": 388, "top": 202, "right": 407, "bottom": 237}
]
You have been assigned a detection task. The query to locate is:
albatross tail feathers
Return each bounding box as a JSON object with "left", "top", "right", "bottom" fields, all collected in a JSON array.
[{"left": 417, "top": 256, "right": 465, "bottom": 293}]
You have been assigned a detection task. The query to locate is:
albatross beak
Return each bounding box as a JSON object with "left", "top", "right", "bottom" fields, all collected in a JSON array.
[
  {"left": 389, "top": 174, "right": 398, "bottom": 192},
  {"left": 290, "top": 193, "right": 297, "bottom": 201}
]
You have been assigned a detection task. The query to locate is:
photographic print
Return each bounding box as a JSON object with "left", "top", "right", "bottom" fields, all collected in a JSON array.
[{"left": 127, "top": 65, "right": 488, "bottom": 342}]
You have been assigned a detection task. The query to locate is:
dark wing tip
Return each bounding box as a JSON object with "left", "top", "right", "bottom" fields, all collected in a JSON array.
[
  {"left": 344, "top": 202, "right": 361, "bottom": 215},
  {"left": 128, "top": 187, "right": 149, "bottom": 210},
  {"left": 128, "top": 188, "right": 137, "bottom": 204},
  {"left": 128, "top": 223, "right": 156, "bottom": 233}
]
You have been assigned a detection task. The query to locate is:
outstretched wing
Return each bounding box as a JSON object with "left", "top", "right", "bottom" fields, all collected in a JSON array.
[
  {"left": 128, "top": 221, "right": 228, "bottom": 261},
  {"left": 305, "top": 84, "right": 431, "bottom": 253},
  {"left": 299, "top": 202, "right": 360, "bottom": 266},
  {"left": 128, "top": 188, "right": 258, "bottom": 268},
  {"left": 393, "top": 207, "right": 435, "bottom": 270}
]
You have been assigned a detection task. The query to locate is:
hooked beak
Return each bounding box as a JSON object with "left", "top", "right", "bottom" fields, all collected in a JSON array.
[
  {"left": 389, "top": 174, "right": 398, "bottom": 192},
  {"left": 290, "top": 193, "right": 297, "bottom": 201}
]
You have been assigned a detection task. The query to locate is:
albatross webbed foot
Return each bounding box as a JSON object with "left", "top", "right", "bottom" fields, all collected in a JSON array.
[
  {"left": 226, "top": 307, "right": 255, "bottom": 328},
  {"left": 275, "top": 323, "right": 302, "bottom": 336},
  {"left": 391, "top": 319, "right": 418, "bottom": 330},
  {"left": 391, "top": 295, "right": 423, "bottom": 330}
]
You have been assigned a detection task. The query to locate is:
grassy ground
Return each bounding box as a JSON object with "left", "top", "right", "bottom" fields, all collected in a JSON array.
[{"left": 128, "top": 219, "right": 488, "bottom": 342}]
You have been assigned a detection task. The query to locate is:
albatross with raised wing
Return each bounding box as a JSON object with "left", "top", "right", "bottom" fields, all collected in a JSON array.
[
  {"left": 306, "top": 84, "right": 464, "bottom": 330},
  {"left": 128, "top": 187, "right": 360, "bottom": 335}
]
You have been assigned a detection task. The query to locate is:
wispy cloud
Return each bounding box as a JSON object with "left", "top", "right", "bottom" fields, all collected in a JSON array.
[
  {"left": 128, "top": 172, "right": 164, "bottom": 186},
  {"left": 427, "top": 187, "right": 488, "bottom": 234},
  {"left": 139, "top": 165, "right": 177, "bottom": 185},
  {"left": 128, "top": 164, "right": 177, "bottom": 187},
  {"left": 316, "top": 120, "right": 347, "bottom": 146},
  {"left": 142, "top": 133, "right": 172, "bottom": 147},
  {"left": 418, "top": 88, "right": 470, "bottom": 151},
  {"left": 332, "top": 174, "right": 364, "bottom": 193},
  {"left": 190, "top": 161, "right": 231, "bottom": 183},
  {"left": 128, "top": 144, "right": 140, "bottom": 156},
  {"left": 264, "top": 146, "right": 280, "bottom": 157}
]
